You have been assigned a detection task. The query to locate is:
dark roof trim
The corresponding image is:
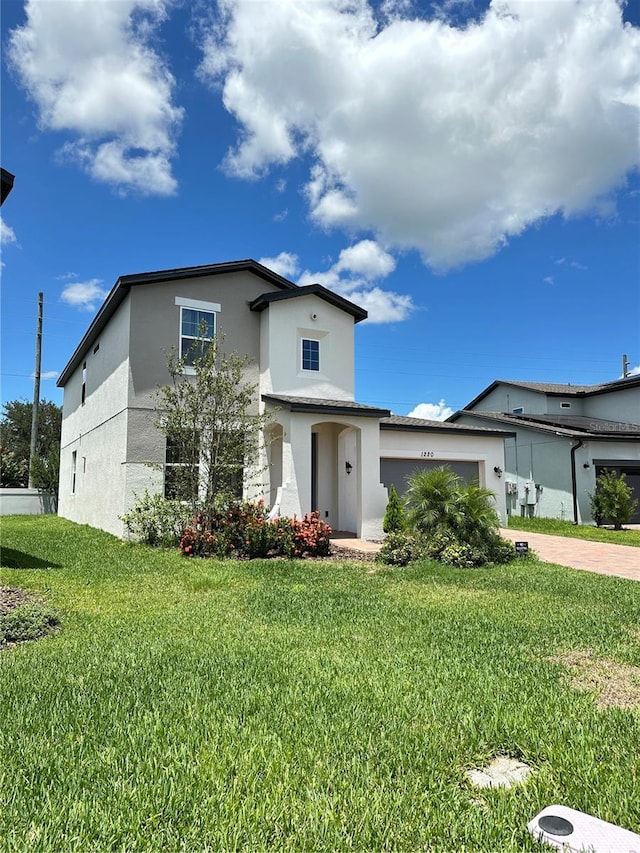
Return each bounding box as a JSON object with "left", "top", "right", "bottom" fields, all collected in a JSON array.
[
  {"left": 1, "top": 168, "right": 15, "bottom": 205},
  {"left": 263, "top": 394, "right": 390, "bottom": 418},
  {"left": 381, "top": 416, "right": 515, "bottom": 438},
  {"left": 250, "top": 283, "right": 367, "bottom": 323},
  {"left": 58, "top": 259, "right": 301, "bottom": 387}
]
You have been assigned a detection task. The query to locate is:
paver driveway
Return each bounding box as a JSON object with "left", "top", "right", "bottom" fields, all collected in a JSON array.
[{"left": 499, "top": 528, "right": 640, "bottom": 581}]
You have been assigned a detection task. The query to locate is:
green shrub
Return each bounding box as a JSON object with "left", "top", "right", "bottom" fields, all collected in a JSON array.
[
  {"left": 0, "top": 604, "right": 59, "bottom": 645},
  {"left": 402, "top": 466, "right": 514, "bottom": 568},
  {"left": 590, "top": 470, "right": 638, "bottom": 530},
  {"left": 121, "top": 491, "right": 194, "bottom": 547},
  {"left": 375, "top": 532, "right": 416, "bottom": 566},
  {"left": 383, "top": 484, "right": 407, "bottom": 533}
]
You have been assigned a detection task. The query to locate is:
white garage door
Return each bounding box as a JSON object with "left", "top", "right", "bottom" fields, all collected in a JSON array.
[{"left": 380, "top": 459, "right": 480, "bottom": 497}]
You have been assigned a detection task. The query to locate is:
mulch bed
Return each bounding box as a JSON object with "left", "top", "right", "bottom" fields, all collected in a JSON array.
[{"left": 0, "top": 585, "right": 31, "bottom": 615}]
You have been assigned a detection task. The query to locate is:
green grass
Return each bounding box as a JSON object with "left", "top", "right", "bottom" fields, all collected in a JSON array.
[
  {"left": 1, "top": 516, "right": 640, "bottom": 851},
  {"left": 507, "top": 516, "right": 640, "bottom": 547}
]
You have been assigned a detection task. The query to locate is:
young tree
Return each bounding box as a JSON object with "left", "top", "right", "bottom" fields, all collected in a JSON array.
[
  {"left": 0, "top": 399, "right": 61, "bottom": 491},
  {"left": 590, "top": 470, "right": 638, "bottom": 530},
  {"left": 383, "top": 484, "right": 407, "bottom": 533},
  {"left": 154, "top": 334, "right": 273, "bottom": 516}
]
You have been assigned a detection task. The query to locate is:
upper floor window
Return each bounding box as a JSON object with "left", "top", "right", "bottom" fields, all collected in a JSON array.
[
  {"left": 175, "top": 297, "right": 220, "bottom": 368},
  {"left": 302, "top": 338, "right": 320, "bottom": 372},
  {"left": 512, "top": 407, "right": 523, "bottom": 414},
  {"left": 561, "top": 402, "right": 571, "bottom": 409}
]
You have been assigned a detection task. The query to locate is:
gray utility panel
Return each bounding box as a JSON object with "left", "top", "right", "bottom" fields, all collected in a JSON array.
[{"left": 380, "top": 459, "right": 480, "bottom": 497}]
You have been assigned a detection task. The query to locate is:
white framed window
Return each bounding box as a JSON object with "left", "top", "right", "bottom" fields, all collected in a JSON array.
[
  {"left": 512, "top": 407, "right": 523, "bottom": 414},
  {"left": 175, "top": 297, "right": 220, "bottom": 368},
  {"left": 301, "top": 338, "right": 320, "bottom": 372},
  {"left": 71, "top": 451, "right": 77, "bottom": 494},
  {"left": 561, "top": 402, "right": 571, "bottom": 409}
]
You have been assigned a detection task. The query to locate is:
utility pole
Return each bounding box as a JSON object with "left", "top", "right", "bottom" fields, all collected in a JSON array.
[
  {"left": 28, "top": 292, "right": 43, "bottom": 489},
  {"left": 622, "top": 353, "right": 629, "bottom": 379}
]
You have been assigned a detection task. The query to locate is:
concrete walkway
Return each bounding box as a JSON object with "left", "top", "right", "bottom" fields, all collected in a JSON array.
[{"left": 331, "top": 532, "right": 640, "bottom": 581}]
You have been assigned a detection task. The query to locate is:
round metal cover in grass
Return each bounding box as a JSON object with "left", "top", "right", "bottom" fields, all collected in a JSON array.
[{"left": 538, "top": 814, "right": 574, "bottom": 836}]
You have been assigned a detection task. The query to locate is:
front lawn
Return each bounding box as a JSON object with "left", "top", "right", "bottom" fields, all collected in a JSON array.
[
  {"left": 1, "top": 516, "right": 640, "bottom": 851},
  {"left": 507, "top": 516, "right": 640, "bottom": 547}
]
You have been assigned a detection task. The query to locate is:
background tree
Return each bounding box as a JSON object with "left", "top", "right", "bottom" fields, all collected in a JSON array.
[
  {"left": 590, "top": 470, "right": 638, "bottom": 530},
  {"left": 154, "top": 333, "right": 273, "bottom": 516},
  {"left": 0, "top": 400, "right": 61, "bottom": 492}
]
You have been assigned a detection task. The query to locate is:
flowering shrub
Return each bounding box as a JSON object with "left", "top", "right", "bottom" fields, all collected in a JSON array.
[{"left": 179, "top": 502, "right": 332, "bottom": 559}]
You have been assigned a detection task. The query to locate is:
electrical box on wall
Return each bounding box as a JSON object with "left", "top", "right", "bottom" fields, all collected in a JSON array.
[
  {"left": 505, "top": 481, "right": 517, "bottom": 495},
  {"left": 524, "top": 480, "right": 536, "bottom": 504}
]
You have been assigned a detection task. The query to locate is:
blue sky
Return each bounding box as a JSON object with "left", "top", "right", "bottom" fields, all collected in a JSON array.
[{"left": 1, "top": 0, "right": 639, "bottom": 420}]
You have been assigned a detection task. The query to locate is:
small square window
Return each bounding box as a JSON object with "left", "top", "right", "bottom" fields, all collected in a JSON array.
[{"left": 302, "top": 339, "right": 320, "bottom": 371}]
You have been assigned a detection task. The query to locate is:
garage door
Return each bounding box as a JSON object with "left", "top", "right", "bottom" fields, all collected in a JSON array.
[
  {"left": 594, "top": 461, "right": 640, "bottom": 523},
  {"left": 380, "top": 459, "right": 480, "bottom": 497}
]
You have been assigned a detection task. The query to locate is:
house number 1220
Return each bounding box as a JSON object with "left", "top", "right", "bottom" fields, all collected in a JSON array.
[{"left": 420, "top": 451, "right": 435, "bottom": 458}]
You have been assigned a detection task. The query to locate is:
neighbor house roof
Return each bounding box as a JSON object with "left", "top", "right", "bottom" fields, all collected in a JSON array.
[
  {"left": 462, "top": 376, "right": 640, "bottom": 410},
  {"left": 250, "top": 284, "right": 367, "bottom": 323},
  {"left": 58, "top": 260, "right": 334, "bottom": 387},
  {"left": 262, "top": 394, "right": 390, "bottom": 418},
  {"left": 449, "top": 410, "right": 640, "bottom": 441},
  {"left": 1, "top": 168, "right": 15, "bottom": 205}
]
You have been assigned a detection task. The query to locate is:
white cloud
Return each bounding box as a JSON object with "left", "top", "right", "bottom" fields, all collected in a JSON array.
[
  {"left": 543, "top": 276, "right": 554, "bottom": 285},
  {"left": 201, "top": 0, "right": 640, "bottom": 269},
  {"left": 0, "top": 219, "right": 17, "bottom": 245},
  {"left": 408, "top": 399, "right": 454, "bottom": 421},
  {"left": 625, "top": 364, "right": 640, "bottom": 377},
  {"left": 60, "top": 279, "right": 108, "bottom": 311},
  {"left": 31, "top": 370, "right": 59, "bottom": 381},
  {"left": 260, "top": 240, "right": 413, "bottom": 322},
  {"left": 259, "top": 251, "right": 301, "bottom": 279},
  {"left": 9, "top": 0, "right": 183, "bottom": 195}
]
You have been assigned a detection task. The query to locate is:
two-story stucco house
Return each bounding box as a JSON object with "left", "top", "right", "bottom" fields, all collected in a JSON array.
[
  {"left": 449, "top": 377, "right": 640, "bottom": 524},
  {"left": 57, "top": 260, "right": 513, "bottom": 538}
]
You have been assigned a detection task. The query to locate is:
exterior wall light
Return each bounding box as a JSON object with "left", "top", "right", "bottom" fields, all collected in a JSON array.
[
  {"left": 493, "top": 466, "right": 503, "bottom": 478},
  {"left": 345, "top": 461, "right": 353, "bottom": 475}
]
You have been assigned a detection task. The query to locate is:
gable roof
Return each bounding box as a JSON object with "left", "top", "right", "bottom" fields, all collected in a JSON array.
[
  {"left": 250, "top": 283, "right": 367, "bottom": 323},
  {"left": 1, "top": 168, "right": 15, "bottom": 205},
  {"left": 58, "top": 259, "right": 347, "bottom": 387},
  {"left": 462, "top": 375, "right": 640, "bottom": 410}
]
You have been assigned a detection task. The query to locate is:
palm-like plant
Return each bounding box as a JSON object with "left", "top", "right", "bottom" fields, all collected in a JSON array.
[{"left": 404, "top": 466, "right": 498, "bottom": 544}]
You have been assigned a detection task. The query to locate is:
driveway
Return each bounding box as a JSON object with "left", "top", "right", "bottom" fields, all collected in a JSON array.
[{"left": 499, "top": 528, "right": 640, "bottom": 581}]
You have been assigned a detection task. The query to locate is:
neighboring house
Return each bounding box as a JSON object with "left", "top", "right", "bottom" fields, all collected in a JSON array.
[
  {"left": 57, "top": 260, "right": 513, "bottom": 538},
  {"left": 449, "top": 378, "right": 640, "bottom": 524},
  {"left": 1, "top": 168, "right": 15, "bottom": 206}
]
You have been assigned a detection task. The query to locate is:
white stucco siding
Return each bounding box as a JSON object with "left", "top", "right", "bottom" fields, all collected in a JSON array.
[
  {"left": 379, "top": 429, "right": 508, "bottom": 523},
  {"left": 259, "top": 295, "right": 355, "bottom": 400},
  {"left": 61, "top": 297, "right": 131, "bottom": 448},
  {"left": 58, "top": 410, "right": 128, "bottom": 536}
]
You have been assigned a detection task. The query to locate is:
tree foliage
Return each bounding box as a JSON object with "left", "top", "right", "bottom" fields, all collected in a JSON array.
[
  {"left": 154, "top": 334, "right": 273, "bottom": 516},
  {"left": 0, "top": 399, "right": 61, "bottom": 491},
  {"left": 590, "top": 470, "right": 638, "bottom": 530},
  {"left": 383, "top": 484, "right": 406, "bottom": 533}
]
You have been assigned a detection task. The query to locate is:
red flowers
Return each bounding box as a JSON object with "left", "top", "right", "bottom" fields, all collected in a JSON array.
[{"left": 179, "top": 502, "right": 332, "bottom": 559}]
